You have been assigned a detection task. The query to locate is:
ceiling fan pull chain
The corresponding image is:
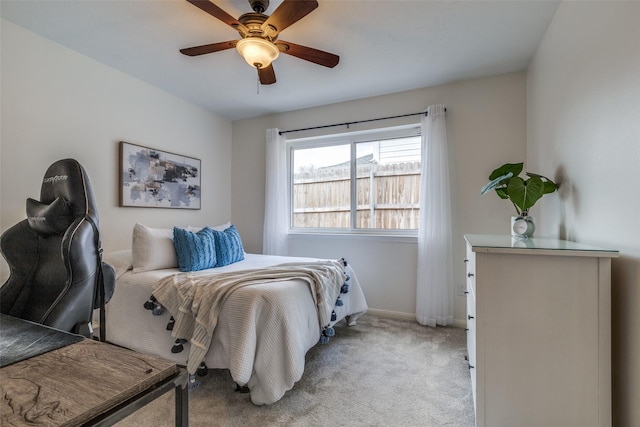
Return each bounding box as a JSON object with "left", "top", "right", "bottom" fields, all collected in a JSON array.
[{"left": 257, "top": 76, "right": 260, "bottom": 94}]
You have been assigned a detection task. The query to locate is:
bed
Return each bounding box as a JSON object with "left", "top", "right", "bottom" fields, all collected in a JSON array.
[{"left": 103, "top": 223, "right": 368, "bottom": 405}]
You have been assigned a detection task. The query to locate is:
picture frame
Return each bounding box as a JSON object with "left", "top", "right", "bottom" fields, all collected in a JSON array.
[{"left": 119, "top": 141, "right": 201, "bottom": 209}]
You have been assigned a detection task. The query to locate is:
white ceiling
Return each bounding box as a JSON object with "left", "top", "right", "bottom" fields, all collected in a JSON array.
[{"left": 1, "top": 0, "right": 559, "bottom": 121}]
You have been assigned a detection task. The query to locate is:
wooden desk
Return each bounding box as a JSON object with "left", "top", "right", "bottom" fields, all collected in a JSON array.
[{"left": 0, "top": 318, "right": 188, "bottom": 426}]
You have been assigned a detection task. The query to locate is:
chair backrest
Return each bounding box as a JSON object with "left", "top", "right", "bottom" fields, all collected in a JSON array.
[{"left": 1, "top": 159, "right": 101, "bottom": 333}]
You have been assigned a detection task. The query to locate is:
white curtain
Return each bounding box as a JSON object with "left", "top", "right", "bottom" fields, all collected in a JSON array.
[
  {"left": 416, "top": 105, "right": 454, "bottom": 327},
  {"left": 263, "top": 128, "right": 289, "bottom": 255}
]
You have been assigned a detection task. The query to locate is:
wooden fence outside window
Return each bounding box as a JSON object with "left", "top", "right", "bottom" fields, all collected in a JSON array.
[{"left": 293, "top": 162, "right": 421, "bottom": 229}]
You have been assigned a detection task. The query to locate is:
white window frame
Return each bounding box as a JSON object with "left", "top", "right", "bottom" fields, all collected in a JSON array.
[{"left": 287, "top": 124, "right": 421, "bottom": 237}]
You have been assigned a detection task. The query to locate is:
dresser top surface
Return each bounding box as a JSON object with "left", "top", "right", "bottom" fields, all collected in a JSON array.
[{"left": 464, "top": 234, "right": 619, "bottom": 257}]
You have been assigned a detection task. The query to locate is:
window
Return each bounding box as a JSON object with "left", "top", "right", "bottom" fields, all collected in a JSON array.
[{"left": 289, "top": 125, "right": 421, "bottom": 233}]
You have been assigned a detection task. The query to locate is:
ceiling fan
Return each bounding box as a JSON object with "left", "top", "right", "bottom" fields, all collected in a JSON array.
[{"left": 180, "top": 0, "right": 339, "bottom": 85}]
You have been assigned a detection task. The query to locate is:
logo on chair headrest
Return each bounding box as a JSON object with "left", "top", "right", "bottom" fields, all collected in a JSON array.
[{"left": 43, "top": 175, "right": 68, "bottom": 184}]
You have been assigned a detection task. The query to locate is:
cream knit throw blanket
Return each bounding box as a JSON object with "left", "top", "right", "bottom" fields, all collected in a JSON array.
[{"left": 152, "top": 260, "right": 347, "bottom": 374}]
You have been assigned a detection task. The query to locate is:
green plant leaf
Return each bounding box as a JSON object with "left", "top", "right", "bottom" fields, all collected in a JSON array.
[
  {"left": 480, "top": 172, "right": 513, "bottom": 195},
  {"left": 489, "top": 162, "right": 523, "bottom": 181},
  {"left": 495, "top": 188, "right": 510, "bottom": 199},
  {"left": 542, "top": 181, "right": 558, "bottom": 194},
  {"left": 507, "top": 176, "right": 544, "bottom": 212},
  {"left": 526, "top": 172, "right": 558, "bottom": 194}
]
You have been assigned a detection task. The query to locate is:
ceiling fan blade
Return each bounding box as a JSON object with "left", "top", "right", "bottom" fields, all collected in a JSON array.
[
  {"left": 186, "top": 0, "right": 243, "bottom": 29},
  {"left": 258, "top": 64, "right": 276, "bottom": 85},
  {"left": 275, "top": 40, "right": 339, "bottom": 68},
  {"left": 262, "top": 0, "right": 318, "bottom": 36},
  {"left": 180, "top": 41, "right": 237, "bottom": 56}
]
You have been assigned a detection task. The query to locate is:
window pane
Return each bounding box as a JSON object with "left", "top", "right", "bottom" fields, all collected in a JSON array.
[
  {"left": 356, "top": 137, "right": 421, "bottom": 230},
  {"left": 289, "top": 127, "right": 421, "bottom": 233},
  {"left": 292, "top": 144, "right": 351, "bottom": 228}
]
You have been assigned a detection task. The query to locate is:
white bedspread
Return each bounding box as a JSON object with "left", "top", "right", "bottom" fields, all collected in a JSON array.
[{"left": 104, "top": 253, "right": 368, "bottom": 405}]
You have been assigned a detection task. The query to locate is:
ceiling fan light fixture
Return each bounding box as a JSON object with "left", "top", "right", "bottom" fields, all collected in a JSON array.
[{"left": 236, "top": 38, "right": 279, "bottom": 69}]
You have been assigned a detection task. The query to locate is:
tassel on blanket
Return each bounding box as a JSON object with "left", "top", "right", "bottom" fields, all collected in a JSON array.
[
  {"left": 171, "top": 338, "right": 188, "bottom": 353},
  {"left": 166, "top": 316, "right": 175, "bottom": 331},
  {"left": 331, "top": 310, "right": 337, "bottom": 321},
  {"left": 236, "top": 384, "right": 250, "bottom": 393},
  {"left": 188, "top": 374, "right": 201, "bottom": 391},
  {"left": 335, "top": 296, "right": 343, "bottom": 307},
  {"left": 196, "top": 362, "right": 209, "bottom": 377},
  {"left": 143, "top": 295, "right": 157, "bottom": 310},
  {"left": 152, "top": 303, "right": 164, "bottom": 316},
  {"left": 143, "top": 294, "right": 164, "bottom": 315},
  {"left": 320, "top": 325, "right": 335, "bottom": 344},
  {"left": 341, "top": 273, "right": 351, "bottom": 293}
]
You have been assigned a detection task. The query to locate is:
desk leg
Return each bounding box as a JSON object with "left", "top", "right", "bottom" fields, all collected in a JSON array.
[{"left": 175, "top": 376, "right": 189, "bottom": 426}]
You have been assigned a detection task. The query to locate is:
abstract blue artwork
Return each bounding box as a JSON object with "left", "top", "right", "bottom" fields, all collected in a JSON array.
[{"left": 119, "top": 141, "right": 201, "bottom": 209}]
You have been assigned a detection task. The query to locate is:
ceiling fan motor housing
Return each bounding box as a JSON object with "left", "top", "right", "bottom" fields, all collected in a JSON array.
[
  {"left": 237, "top": 12, "right": 276, "bottom": 40},
  {"left": 249, "top": 0, "right": 269, "bottom": 14}
]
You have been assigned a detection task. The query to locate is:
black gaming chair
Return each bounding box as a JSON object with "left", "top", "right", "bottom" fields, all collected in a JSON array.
[{"left": 0, "top": 158, "right": 114, "bottom": 338}]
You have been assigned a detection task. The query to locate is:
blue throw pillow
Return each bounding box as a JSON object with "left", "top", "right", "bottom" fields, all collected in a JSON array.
[
  {"left": 212, "top": 224, "right": 245, "bottom": 267},
  {"left": 173, "top": 226, "right": 217, "bottom": 272}
]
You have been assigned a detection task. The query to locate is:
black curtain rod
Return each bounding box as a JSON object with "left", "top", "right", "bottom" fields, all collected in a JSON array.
[{"left": 279, "top": 109, "right": 445, "bottom": 136}]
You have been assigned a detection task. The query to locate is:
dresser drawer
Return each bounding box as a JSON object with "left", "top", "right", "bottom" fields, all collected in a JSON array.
[
  {"left": 464, "top": 244, "right": 477, "bottom": 413},
  {"left": 466, "top": 284, "right": 476, "bottom": 397},
  {"left": 464, "top": 245, "right": 476, "bottom": 296},
  {"left": 467, "top": 322, "right": 477, "bottom": 405}
]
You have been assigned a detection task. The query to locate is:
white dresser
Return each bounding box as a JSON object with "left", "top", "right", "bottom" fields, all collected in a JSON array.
[{"left": 464, "top": 234, "right": 618, "bottom": 427}]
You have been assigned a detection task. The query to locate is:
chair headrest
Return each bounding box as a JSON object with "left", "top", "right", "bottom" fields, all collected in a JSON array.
[{"left": 27, "top": 159, "right": 98, "bottom": 236}]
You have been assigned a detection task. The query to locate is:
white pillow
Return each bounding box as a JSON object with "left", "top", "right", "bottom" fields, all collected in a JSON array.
[
  {"left": 103, "top": 249, "right": 133, "bottom": 279},
  {"left": 132, "top": 223, "right": 178, "bottom": 273}
]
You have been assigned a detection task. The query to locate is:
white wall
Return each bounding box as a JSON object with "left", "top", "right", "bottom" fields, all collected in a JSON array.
[
  {"left": 0, "top": 20, "right": 233, "bottom": 282},
  {"left": 527, "top": 2, "right": 640, "bottom": 426},
  {"left": 232, "top": 72, "right": 528, "bottom": 323}
]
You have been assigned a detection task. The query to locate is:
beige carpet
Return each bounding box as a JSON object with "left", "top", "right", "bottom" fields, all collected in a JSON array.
[{"left": 116, "top": 314, "right": 475, "bottom": 427}]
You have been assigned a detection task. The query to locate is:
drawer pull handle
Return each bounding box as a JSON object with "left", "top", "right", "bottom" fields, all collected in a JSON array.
[
  {"left": 464, "top": 290, "right": 469, "bottom": 295},
  {"left": 467, "top": 273, "right": 474, "bottom": 278},
  {"left": 463, "top": 259, "right": 469, "bottom": 263},
  {"left": 468, "top": 315, "right": 475, "bottom": 320},
  {"left": 469, "top": 364, "right": 475, "bottom": 370}
]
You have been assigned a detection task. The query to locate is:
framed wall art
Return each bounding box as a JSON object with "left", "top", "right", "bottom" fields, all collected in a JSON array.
[{"left": 119, "top": 141, "right": 201, "bottom": 209}]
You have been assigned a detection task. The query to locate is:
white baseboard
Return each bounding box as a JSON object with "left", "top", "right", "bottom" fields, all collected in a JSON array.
[
  {"left": 365, "top": 308, "right": 467, "bottom": 329},
  {"left": 366, "top": 308, "right": 416, "bottom": 321}
]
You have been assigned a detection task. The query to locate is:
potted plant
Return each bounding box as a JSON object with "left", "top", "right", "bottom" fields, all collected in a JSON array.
[{"left": 480, "top": 162, "right": 558, "bottom": 236}]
